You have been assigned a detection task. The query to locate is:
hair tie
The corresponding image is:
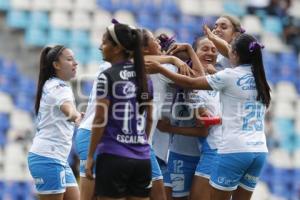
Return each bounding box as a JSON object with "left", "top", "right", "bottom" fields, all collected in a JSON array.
[
  {"left": 249, "top": 41, "right": 264, "bottom": 52},
  {"left": 111, "top": 18, "right": 120, "bottom": 24},
  {"left": 158, "top": 34, "right": 176, "bottom": 51},
  {"left": 240, "top": 27, "right": 246, "bottom": 33}
]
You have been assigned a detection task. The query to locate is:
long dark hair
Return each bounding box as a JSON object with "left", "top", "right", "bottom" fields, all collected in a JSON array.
[
  {"left": 35, "top": 45, "right": 65, "bottom": 115},
  {"left": 231, "top": 34, "right": 271, "bottom": 108},
  {"left": 108, "top": 24, "right": 150, "bottom": 114}
]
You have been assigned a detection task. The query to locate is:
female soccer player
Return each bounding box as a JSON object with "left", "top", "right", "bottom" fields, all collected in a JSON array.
[
  {"left": 157, "top": 37, "right": 221, "bottom": 200},
  {"left": 141, "top": 30, "right": 204, "bottom": 200},
  {"left": 28, "top": 45, "right": 81, "bottom": 200},
  {"left": 85, "top": 23, "right": 153, "bottom": 200},
  {"left": 75, "top": 61, "right": 111, "bottom": 200},
  {"left": 212, "top": 15, "right": 244, "bottom": 71},
  {"left": 146, "top": 31, "right": 271, "bottom": 200}
]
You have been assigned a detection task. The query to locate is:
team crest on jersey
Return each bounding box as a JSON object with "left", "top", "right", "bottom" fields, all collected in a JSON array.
[
  {"left": 237, "top": 74, "right": 256, "bottom": 90},
  {"left": 119, "top": 70, "right": 136, "bottom": 80}
]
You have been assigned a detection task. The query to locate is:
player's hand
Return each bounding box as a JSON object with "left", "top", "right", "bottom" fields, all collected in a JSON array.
[
  {"left": 157, "top": 118, "right": 171, "bottom": 132},
  {"left": 206, "top": 64, "right": 217, "bottom": 74},
  {"left": 85, "top": 156, "right": 94, "bottom": 180},
  {"left": 145, "top": 60, "right": 162, "bottom": 74},
  {"left": 196, "top": 109, "right": 213, "bottom": 127},
  {"left": 167, "top": 43, "right": 190, "bottom": 55},
  {"left": 74, "top": 112, "right": 83, "bottom": 126},
  {"left": 203, "top": 25, "right": 215, "bottom": 41},
  {"left": 172, "top": 58, "right": 195, "bottom": 77}
]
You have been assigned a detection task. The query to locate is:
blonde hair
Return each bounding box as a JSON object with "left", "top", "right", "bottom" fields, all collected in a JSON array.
[{"left": 220, "top": 15, "right": 243, "bottom": 33}]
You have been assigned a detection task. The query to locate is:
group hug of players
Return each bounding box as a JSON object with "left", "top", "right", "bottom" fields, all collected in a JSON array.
[{"left": 27, "top": 15, "right": 271, "bottom": 200}]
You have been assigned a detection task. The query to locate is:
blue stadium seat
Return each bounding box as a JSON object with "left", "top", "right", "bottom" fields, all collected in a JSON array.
[
  {"left": 0, "top": 74, "right": 14, "bottom": 95},
  {"left": 96, "top": 0, "right": 119, "bottom": 12},
  {"left": 0, "top": 130, "right": 7, "bottom": 147},
  {"left": 25, "top": 26, "right": 47, "bottom": 47},
  {"left": 47, "top": 28, "right": 70, "bottom": 46},
  {"left": 140, "top": 0, "right": 159, "bottom": 15},
  {"left": 291, "top": 169, "right": 300, "bottom": 199},
  {"left": 158, "top": 13, "right": 177, "bottom": 30},
  {"left": 70, "top": 46, "right": 88, "bottom": 64},
  {"left": 137, "top": 12, "right": 157, "bottom": 31},
  {"left": 269, "top": 167, "right": 292, "bottom": 198},
  {"left": 0, "top": 113, "right": 9, "bottom": 132},
  {"left": 88, "top": 46, "right": 103, "bottom": 64},
  {"left": 70, "top": 30, "right": 90, "bottom": 48},
  {"left": 263, "top": 16, "right": 283, "bottom": 36},
  {"left": 118, "top": 0, "right": 139, "bottom": 12},
  {"left": 6, "top": 9, "right": 29, "bottom": 29},
  {"left": 161, "top": 0, "right": 180, "bottom": 16},
  {"left": 0, "top": 0, "right": 9, "bottom": 11},
  {"left": 274, "top": 118, "right": 294, "bottom": 137},
  {"left": 8, "top": 181, "right": 33, "bottom": 200},
  {"left": 179, "top": 15, "right": 200, "bottom": 35},
  {"left": 0, "top": 59, "right": 19, "bottom": 81},
  {"left": 177, "top": 27, "right": 194, "bottom": 44},
  {"left": 260, "top": 162, "right": 273, "bottom": 183},
  {"left": 277, "top": 66, "right": 298, "bottom": 84},
  {"left": 223, "top": 1, "right": 246, "bottom": 17},
  {"left": 296, "top": 79, "right": 300, "bottom": 94},
  {"left": 17, "top": 77, "right": 36, "bottom": 97},
  {"left": 279, "top": 52, "right": 298, "bottom": 69},
  {"left": 263, "top": 51, "right": 279, "bottom": 84},
  {"left": 29, "top": 11, "right": 49, "bottom": 29},
  {"left": 14, "top": 93, "right": 34, "bottom": 113},
  {"left": 0, "top": 181, "right": 5, "bottom": 199}
]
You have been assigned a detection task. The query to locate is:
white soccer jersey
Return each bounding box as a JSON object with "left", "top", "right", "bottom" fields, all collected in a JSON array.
[
  {"left": 169, "top": 133, "right": 201, "bottom": 157},
  {"left": 168, "top": 91, "right": 201, "bottom": 157},
  {"left": 206, "top": 65, "right": 268, "bottom": 154},
  {"left": 150, "top": 63, "right": 178, "bottom": 162},
  {"left": 30, "top": 77, "right": 76, "bottom": 161},
  {"left": 216, "top": 54, "right": 232, "bottom": 71},
  {"left": 79, "top": 62, "right": 111, "bottom": 130},
  {"left": 188, "top": 89, "right": 221, "bottom": 151}
]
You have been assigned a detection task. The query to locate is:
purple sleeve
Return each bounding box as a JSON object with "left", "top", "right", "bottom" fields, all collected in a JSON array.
[{"left": 147, "top": 78, "right": 153, "bottom": 99}]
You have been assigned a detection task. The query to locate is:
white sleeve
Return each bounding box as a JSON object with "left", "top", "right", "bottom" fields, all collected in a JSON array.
[
  {"left": 51, "top": 85, "right": 74, "bottom": 106},
  {"left": 205, "top": 68, "right": 231, "bottom": 91},
  {"left": 159, "top": 64, "right": 178, "bottom": 83}
]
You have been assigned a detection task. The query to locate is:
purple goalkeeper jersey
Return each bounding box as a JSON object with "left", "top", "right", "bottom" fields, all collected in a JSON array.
[{"left": 95, "top": 61, "right": 151, "bottom": 159}]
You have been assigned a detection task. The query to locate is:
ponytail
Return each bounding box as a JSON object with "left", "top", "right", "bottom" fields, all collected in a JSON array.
[
  {"left": 112, "top": 24, "right": 151, "bottom": 114},
  {"left": 130, "top": 29, "right": 149, "bottom": 114},
  {"left": 250, "top": 47, "right": 271, "bottom": 108},
  {"left": 35, "top": 45, "right": 65, "bottom": 114},
  {"left": 232, "top": 34, "right": 271, "bottom": 108}
]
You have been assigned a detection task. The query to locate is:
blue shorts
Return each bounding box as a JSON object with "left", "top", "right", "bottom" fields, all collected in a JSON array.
[
  {"left": 156, "top": 155, "right": 171, "bottom": 187},
  {"left": 168, "top": 151, "right": 200, "bottom": 197},
  {"left": 195, "top": 150, "right": 217, "bottom": 179},
  {"left": 27, "top": 152, "right": 77, "bottom": 194},
  {"left": 75, "top": 128, "right": 96, "bottom": 177},
  {"left": 151, "top": 148, "right": 163, "bottom": 181},
  {"left": 209, "top": 152, "right": 267, "bottom": 192}
]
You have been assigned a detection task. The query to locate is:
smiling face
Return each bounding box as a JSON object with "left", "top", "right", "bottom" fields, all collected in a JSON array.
[
  {"left": 53, "top": 48, "right": 78, "bottom": 81},
  {"left": 195, "top": 38, "right": 218, "bottom": 67},
  {"left": 213, "top": 17, "right": 237, "bottom": 43}
]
